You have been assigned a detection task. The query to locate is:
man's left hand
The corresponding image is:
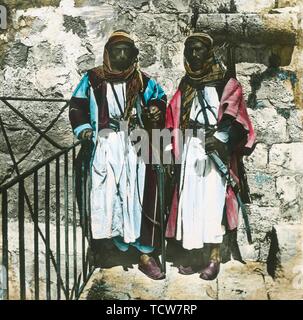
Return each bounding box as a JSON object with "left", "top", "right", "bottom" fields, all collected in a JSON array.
[
  {"left": 148, "top": 106, "right": 162, "bottom": 122},
  {"left": 205, "top": 135, "right": 230, "bottom": 164}
]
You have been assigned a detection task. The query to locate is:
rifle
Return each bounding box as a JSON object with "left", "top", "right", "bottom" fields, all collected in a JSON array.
[{"left": 208, "top": 151, "right": 253, "bottom": 245}]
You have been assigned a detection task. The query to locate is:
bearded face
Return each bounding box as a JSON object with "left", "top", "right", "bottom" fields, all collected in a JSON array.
[
  {"left": 184, "top": 39, "right": 209, "bottom": 72},
  {"left": 108, "top": 42, "right": 136, "bottom": 71}
]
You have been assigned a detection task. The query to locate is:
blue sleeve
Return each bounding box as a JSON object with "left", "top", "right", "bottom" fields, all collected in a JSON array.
[
  {"left": 69, "top": 73, "right": 92, "bottom": 138},
  {"left": 143, "top": 78, "right": 167, "bottom": 112}
]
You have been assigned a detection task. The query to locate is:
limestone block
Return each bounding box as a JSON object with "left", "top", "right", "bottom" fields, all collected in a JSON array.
[
  {"left": 247, "top": 172, "right": 278, "bottom": 206},
  {"left": 269, "top": 143, "right": 303, "bottom": 173},
  {"left": 63, "top": 15, "right": 87, "bottom": 38},
  {"left": 138, "top": 42, "right": 157, "bottom": 68},
  {"left": 3, "top": 42, "right": 29, "bottom": 68},
  {"left": 276, "top": 175, "right": 298, "bottom": 203},
  {"left": 152, "top": 0, "right": 191, "bottom": 13},
  {"left": 218, "top": 261, "right": 268, "bottom": 300},
  {"left": 235, "top": 0, "right": 275, "bottom": 13},
  {"left": 248, "top": 108, "right": 288, "bottom": 144},
  {"left": 243, "top": 143, "right": 268, "bottom": 172},
  {"left": 27, "top": 41, "right": 64, "bottom": 66},
  {"left": 288, "top": 109, "right": 303, "bottom": 142},
  {"left": 276, "top": 175, "right": 302, "bottom": 221},
  {"left": 134, "top": 14, "right": 179, "bottom": 41},
  {"left": 255, "top": 79, "right": 295, "bottom": 108},
  {"left": 238, "top": 205, "right": 280, "bottom": 261},
  {"left": 196, "top": 13, "right": 297, "bottom": 45},
  {"left": 190, "top": 0, "right": 235, "bottom": 13},
  {"left": 76, "top": 52, "right": 95, "bottom": 74},
  {"left": 268, "top": 224, "right": 303, "bottom": 281},
  {"left": 276, "top": 0, "right": 299, "bottom": 8}
]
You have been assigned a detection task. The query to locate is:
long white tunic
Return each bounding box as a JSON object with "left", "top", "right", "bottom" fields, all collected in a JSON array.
[
  {"left": 176, "top": 86, "right": 227, "bottom": 250},
  {"left": 90, "top": 82, "right": 146, "bottom": 243}
]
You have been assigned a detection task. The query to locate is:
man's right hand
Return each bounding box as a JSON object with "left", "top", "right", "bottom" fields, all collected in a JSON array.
[{"left": 79, "top": 128, "right": 93, "bottom": 141}]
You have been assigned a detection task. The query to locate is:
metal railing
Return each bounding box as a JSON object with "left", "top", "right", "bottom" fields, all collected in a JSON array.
[{"left": 0, "top": 97, "right": 95, "bottom": 300}]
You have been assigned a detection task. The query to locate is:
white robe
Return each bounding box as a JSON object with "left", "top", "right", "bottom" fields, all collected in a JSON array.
[
  {"left": 176, "top": 86, "right": 227, "bottom": 250},
  {"left": 90, "top": 82, "right": 146, "bottom": 243}
]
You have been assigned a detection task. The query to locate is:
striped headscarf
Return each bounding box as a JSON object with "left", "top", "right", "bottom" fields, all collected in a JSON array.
[
  {"left": 180, "top": 32, "right": 227, "bottom": 129},
  {"left": 90, "top": 30, "right": 143, "bottom": 121}
]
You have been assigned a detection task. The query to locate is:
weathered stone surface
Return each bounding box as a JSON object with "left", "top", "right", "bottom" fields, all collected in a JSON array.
[
  {"left": 152, "top": 0, "right": 190, "bottom": 13},
  {"left": 269, "top": 143, "right": 303, "bottom": 173},
  {"left": 248, "top": 108, "right": 288, "bottom": 144},
  {"left": 160, "top": 42, "right": 183, "bottom": 69},
  {"left": 244, "top": 143, "right": 268, "bottom": 172},
  {"left": 3, "top": 41, "right": 29, "bottom": 68},
  {"left": 235, "top": 0, "right": 275, "bottom": 13},
  {"left": 76, "top": 52, "right": 95, "bottom": 73},
  {"left": 275, "top": 224, "right": 303, "bottom": 265},
  {"left": 63, "top": 15, "right": 87, "bottom": 38},
  {"left": 267, "top": 224, "right": 303, "bottom": 282},
  {"left": 81, "top": 259, "right": 303, "bottom": 300},
  {"left": 138, "top": 42, "right": 157, "bottom": 68},
  {"left": 190, "top": 0, "right": 235, "bottom": 14},
  {"left": 253, "top": 78, "right": 295, "bottom": 108},
  {"left": 217, "top": 261, "right": 268, "bottom": 300},
  {"left": 276, "top": 175, "right": 302, "bottom": 221},
  {"left": 27, "top": 41, "right": 64, "bottom": 66},
  {"left": 238, "top": 205, "right": 280, "bottom": 261},
  {"left": 277, "top": 0, "right": 299, "bottom": 8},
  {"left": 196, "top": 13, "right": 297, "bottom": 45},
  {"left": 288, "top": 108, "right": 303, "bottom": 142},
  {"left": 1, "top": 0, "right": 61, "bottom": 11},
  {"left": 134, "top": 14, "right": 180, "bottom": 41},
  {"left": 276, "top": 175, "right": 297, "bottom": 203},
  {"left": 247, "top": 172, "right": 278, "bottom": 206}
]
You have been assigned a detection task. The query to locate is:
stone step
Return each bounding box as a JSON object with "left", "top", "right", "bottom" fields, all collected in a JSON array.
[{"left": 79, "top": 261, "right": 282, "bottom": 300}]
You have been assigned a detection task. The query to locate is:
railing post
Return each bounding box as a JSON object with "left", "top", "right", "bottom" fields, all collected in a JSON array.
[
  {"left": 45, "top": 164, "right": 51, "bottom": 300},
  {"left": 64, "top": 153, "right": 70, "bottom": 299},
  {"left": 1, "top": 190, "right": 9, "bottom": 300},
  {"left": 72, "top": 147, "right": 78, "bottom": 298},
  {"left": 81, "top": 152, "right": 87, "bottom": 284},
  {"left": 18, "top": 180, "right": 26, "bottom": 300},
  {"left": 55, "top": 158, "right": 61, "bottom": 300},
  {"left": 33, "top": 172, "right": 40, "bottom": 300}
]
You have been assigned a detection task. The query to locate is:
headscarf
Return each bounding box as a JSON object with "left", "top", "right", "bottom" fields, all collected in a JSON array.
[
  {"left": 180, "top": 32, "right": 227, "bottom": 129},
  {"left": 89, "top": 30, "right": 143, "bottom": 121},
  {"left": 103, "top": 30, "right": 139, "bottom": 82}
]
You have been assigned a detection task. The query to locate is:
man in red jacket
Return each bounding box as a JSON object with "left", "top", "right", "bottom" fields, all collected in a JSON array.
[{"left": 165, "top": 32, "right": 255, "bottom": 280}]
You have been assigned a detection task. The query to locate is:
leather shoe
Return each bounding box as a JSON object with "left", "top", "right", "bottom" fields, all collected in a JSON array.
[
  {"left": 199, "top": 260, "right": 220, "bottom": 281},
  {"left": 138, "top": 254, "right": 165, "bottom": 280},
  {"left": 178, "top": 265, "right": 202, "bottom": 275}
]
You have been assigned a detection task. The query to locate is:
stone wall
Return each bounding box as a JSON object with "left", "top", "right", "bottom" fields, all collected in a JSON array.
[{"left": 0, "top": 0, "right": 303, "bottom": 287}]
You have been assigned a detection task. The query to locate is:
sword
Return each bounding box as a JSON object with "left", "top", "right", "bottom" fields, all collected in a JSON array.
[
  {"left": 154, "top": 164, "right": 166, "bottom": 274},
  {"left": 208, "top": 151, "right": 253, "bottom": 245}
]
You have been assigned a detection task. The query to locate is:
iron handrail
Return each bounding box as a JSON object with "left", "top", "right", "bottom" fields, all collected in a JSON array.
[
  {"left": 0, "top": 141, "right": 82, "bottom": 192},
  {"left": 0, "top": 97, "right": 69, "bottom": 102},
  {"left": 0, "top": 96, "right": 94, "bottom": 300}
]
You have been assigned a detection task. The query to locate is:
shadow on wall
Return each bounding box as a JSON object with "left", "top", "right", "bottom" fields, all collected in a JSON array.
[{"left": 247, "top": 54, "right": 297, "bottom": 110}]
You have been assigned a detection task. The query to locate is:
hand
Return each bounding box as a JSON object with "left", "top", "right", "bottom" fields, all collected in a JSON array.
[
  {"left": 148, "top": 106, "right": 162, "bottom": 123},
  {"left": 79, "top": 128, "right": 93, "bottom": 141},
  {"left": 165, "top": 164, "right": 174, "bottom": 178},
  {"left": 205, "top": 135, "right": 230, "bottom": 164}
]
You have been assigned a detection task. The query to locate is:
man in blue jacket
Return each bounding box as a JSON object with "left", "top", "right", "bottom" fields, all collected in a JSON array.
[{"left": 69, "top": 30, "right": 167, "bottom": 280}]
